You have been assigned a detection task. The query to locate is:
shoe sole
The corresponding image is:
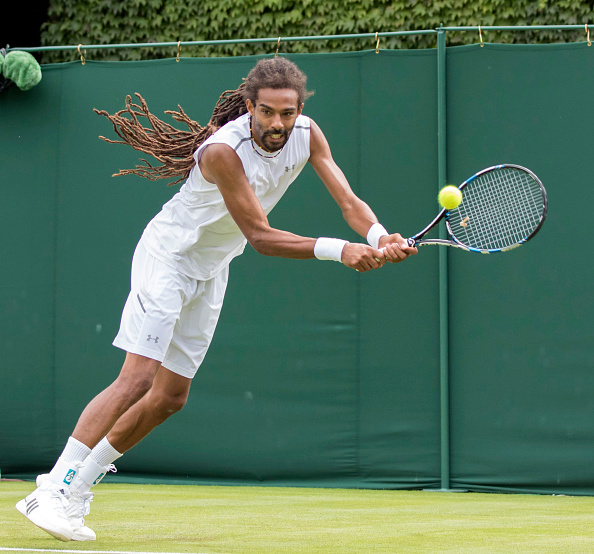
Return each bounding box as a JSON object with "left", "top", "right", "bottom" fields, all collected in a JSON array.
[{"left": 16, "top": 499, "right": 72, "bottom": 542}]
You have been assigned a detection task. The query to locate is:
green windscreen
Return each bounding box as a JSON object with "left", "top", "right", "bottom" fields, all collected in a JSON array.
[{"left": 1, "top": 44, "right": 592, "bottom": 495}]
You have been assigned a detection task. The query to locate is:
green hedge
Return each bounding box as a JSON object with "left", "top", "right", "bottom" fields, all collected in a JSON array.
[{"left": 40, "top": 0, "right": 594, "bottom": 63}]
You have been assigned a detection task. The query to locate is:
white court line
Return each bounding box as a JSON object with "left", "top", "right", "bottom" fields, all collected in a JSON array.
[{"left": 0, "top": 549, "right": 211, "bottom": 554}]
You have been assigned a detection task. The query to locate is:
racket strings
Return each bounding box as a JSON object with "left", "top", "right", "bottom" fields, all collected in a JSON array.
[
  {"left": 457, "top": 170, "right": 542, "bottom": 248},
  {"left": 471, "top": 172, "right": 536, "bottom": 246},
  {"left": 448, "top": 168, "right": 545, "bottom": 250},
  {"left": 461, "top": 174, "right": 538, "bottom": 248}
]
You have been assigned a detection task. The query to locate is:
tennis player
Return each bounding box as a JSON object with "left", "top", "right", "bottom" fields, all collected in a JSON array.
[{"left": 16, "top": 57, "right": 417, "bottom": 541}]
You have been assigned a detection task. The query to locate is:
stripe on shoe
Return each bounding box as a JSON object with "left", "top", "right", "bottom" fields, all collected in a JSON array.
[{"left": 26, "top": 498, "right": 39, "bottom": 515}]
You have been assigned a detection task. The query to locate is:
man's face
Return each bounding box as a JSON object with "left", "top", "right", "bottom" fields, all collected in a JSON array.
[{"left": 246, "top": 88, "right": 303, "bottom": 152}]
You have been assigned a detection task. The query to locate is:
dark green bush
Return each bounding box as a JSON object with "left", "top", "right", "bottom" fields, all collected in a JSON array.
[{"left": 40, "top": 0, "right": 594, "bottom": 63}]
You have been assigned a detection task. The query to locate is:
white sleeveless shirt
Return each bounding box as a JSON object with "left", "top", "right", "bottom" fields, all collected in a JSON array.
[{"left": 141, "top": 113, "right": 311, "bottom": 280}]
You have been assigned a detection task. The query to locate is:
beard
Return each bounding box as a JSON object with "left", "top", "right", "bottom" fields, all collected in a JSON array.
[{"left": 252, "top": 118, "right": 292, "bottom": 152}]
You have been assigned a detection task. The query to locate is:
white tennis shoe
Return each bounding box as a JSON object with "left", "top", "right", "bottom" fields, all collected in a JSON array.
[
  {"left": 16, "top": 481, "right": 79, "bottom": 541},
  {"left": 64, "top": 489, "right": 96, "bottom": 540},
  {"left": 33, "top": 473, "right": 96, "bottom": 541}
]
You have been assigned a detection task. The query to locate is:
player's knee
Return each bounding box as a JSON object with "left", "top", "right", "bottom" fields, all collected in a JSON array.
[
  {"left": 163, "top": 394, "right": 187, "bottom": 415},
  {"left": 110, "top": 373, "right": 155, "bottom": 410},
  {"left": 152, "top": 391, "right": 188, "bottom": 417},
  {"left": 115, "top": 354, "right": 161, "bottom": 405},
  {"left": 129, "top": 376, "right": 155, "bottom": 403}
]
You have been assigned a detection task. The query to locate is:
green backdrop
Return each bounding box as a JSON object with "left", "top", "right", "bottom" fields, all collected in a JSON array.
[{"left": 1, "top": 44, "right": 592, "bottom": 495}]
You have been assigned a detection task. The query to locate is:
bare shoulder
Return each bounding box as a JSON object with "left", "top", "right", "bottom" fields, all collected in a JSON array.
[
  {"left": 199, "top": 142, "right": 244, "bottom": 183},
  {"left": 200, "top": 142, "right": 241, "bottom": 167}
]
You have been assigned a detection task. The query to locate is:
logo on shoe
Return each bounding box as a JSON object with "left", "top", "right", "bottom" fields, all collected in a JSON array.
[
  {"left": 63, "top": 468, "right": 77, "bottom": 484},
  {"left": 26, "top": 498, "right": 39, "bottom": 515},
  {"left": 93, "top": 473, "right": 105, "bottom": 485}
]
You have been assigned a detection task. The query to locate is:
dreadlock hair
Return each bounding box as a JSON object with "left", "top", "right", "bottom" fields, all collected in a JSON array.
[
  {"left": 242, "top": 57, "right": 314, "bottom": 107},
  {"left": 94, "top": 85, "right": 247, "bottom": 185},
  {"left": 94, "top": 58, "right": 313, "bottom": 186}
]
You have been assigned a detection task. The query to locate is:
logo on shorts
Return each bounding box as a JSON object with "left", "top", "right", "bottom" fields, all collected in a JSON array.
[
  {"left": 146, "top": 334, "right": 159, "bottom": 343},
  {"left": 63, "top": 468, "right": 77, "bottom": 485}
]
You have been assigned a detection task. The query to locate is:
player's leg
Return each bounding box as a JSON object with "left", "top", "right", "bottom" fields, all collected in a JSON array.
[
  {"left": 53, "top": 366, "right": 192, "bottom": 525},
  {"left": 66, "top": 263, "right": 230, "bottom": 501},
  {"left": 70, "top": 353, "right": 162, "bottom": 448},
  {"left": 16, "top": 241, "right": 188, "bottom": 541},
  {"left": 106, "top": 365, "right": 192, "bottom": 454},
  {"left": 46, "top": 369, "right": 189, "bottom": 538},
  {"left": 70, "top": 264, "right": 230, "bottom": 494},
  {"left": 15, "top": 353, "right": 161, "bottom": 542}
]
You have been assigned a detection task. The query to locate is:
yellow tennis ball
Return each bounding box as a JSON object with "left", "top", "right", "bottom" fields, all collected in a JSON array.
[{"left": 438, "top": 185, "right": 463, "bottom": 210}]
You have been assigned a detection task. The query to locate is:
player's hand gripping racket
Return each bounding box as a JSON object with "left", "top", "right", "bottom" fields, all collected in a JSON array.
[{"left": 407, "top": 164, "right": 547, "bottom": 253}]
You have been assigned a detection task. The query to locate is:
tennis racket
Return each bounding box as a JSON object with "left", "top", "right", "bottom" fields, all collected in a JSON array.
[{"left": 407, "top": 164, "right": 547, "bottom": 253}]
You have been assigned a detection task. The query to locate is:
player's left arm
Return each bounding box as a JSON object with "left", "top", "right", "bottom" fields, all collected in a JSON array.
[{"left": 307, "top": 119, "right": 417, "bottom": 263}]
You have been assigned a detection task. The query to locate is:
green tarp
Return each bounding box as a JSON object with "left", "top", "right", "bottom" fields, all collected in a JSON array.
[{"left": 1, "top": 44, "right": 592, "bottom": 494}]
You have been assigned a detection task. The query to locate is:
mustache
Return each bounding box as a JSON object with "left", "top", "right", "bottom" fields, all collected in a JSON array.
[{"left": 263, "top": 128, "right": 288, "bottom": 137}]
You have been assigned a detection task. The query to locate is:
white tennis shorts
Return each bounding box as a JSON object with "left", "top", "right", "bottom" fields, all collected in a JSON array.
[{"left": 113, "top": 241, "right": 229, "bottom": 379}]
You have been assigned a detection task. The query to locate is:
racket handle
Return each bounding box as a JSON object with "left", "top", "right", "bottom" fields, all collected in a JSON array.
[{"left": 407, "top": 238, "right": 416, "bottom": 247}]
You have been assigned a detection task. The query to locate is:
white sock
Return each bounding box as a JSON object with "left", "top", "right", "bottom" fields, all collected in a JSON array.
[
  {"left": 71, "top": 437, "right": 122, "bottom": 494},
  {"left": 47, "top": 437, "right": 91, "bottom": 487},
  {"left": 90, "top": 436, "right": 123, "bottom": 467},
  {"left": 62, "top": 436, "right": 92, "bottom": 463}
]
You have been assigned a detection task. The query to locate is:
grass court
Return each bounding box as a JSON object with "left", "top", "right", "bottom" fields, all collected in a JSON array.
[{"left": 2, "top": 480, "right": 594, "bottom": 553}]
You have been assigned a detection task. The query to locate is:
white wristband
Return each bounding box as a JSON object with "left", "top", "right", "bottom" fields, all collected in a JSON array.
[
  {"left": 366, "top": 223, "right": 389, "bottom": 249},
  {"left": 314, "top": 237, "right": 347, "bottom": 262}
]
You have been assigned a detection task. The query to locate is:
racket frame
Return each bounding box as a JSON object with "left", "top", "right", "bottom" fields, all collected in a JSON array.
[{"left": 407, "top": 164, "right": 548, "bottom": 253}]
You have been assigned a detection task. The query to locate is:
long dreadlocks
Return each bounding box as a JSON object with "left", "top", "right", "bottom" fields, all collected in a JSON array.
[
  {"left": 93, "top": 84, "right": 247, "bottom": 186},
  {"left": 94, "top": 57, "right": 313, "bottom": 186}
]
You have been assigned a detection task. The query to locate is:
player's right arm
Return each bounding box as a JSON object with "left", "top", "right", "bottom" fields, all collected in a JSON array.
[{"left": 198, "top": 143, "right": 384, "bottom": 272}]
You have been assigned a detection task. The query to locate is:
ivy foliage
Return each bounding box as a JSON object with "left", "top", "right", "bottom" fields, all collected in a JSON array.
[{"left": 40, "top": 0, "right": 594, "bottom": 63}]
